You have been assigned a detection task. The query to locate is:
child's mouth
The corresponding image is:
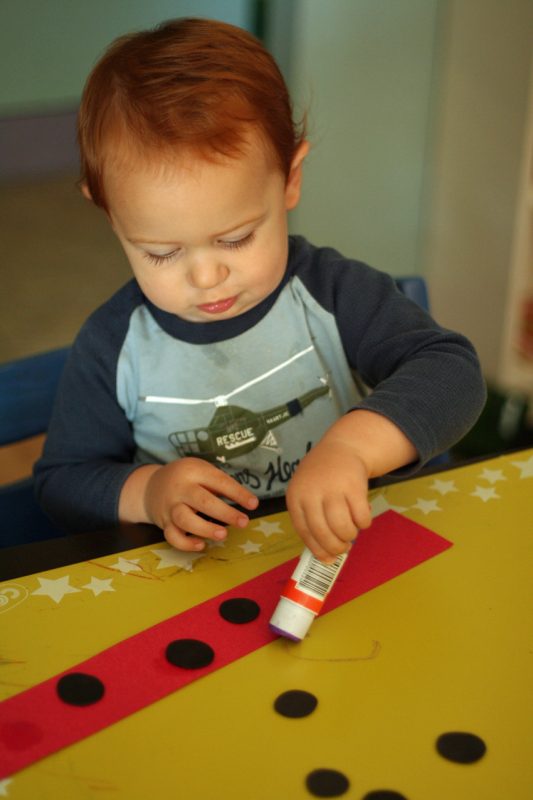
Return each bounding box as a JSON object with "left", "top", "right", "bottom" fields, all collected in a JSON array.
[{"left": 197, "top": 296, "right": 238, "bottom": 315}]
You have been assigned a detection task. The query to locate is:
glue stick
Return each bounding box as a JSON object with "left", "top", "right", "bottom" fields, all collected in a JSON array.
[{"left": 269, "top": 547, "right": 349, "bottom": 641}]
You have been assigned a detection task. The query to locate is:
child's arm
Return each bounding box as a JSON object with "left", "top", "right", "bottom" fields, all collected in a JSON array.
[
  {"left": 286, "top": 409, "right": 417, "bottom": 562},
  {"left": 118, "top": 458, "right": 258, "bottom": 551}
]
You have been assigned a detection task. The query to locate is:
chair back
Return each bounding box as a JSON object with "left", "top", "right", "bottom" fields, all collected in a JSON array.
[
  {"left": 0, "top": 346, "right": 70, "bottom": 446},
  {"left": 394, "top": 276, "right": 430, "bottom": 311},
  {"left": 0, "top": 347, "right": 70, "bottom": 547}
]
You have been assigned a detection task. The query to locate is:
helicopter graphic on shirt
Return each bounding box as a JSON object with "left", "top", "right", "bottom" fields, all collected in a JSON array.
[{"left": 168, "top": 385, "right": 329, "bottom": 463}]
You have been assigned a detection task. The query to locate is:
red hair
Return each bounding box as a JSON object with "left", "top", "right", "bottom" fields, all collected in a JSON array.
[{"left": 78, "top": 17, "right": 306, "bottom": 210}]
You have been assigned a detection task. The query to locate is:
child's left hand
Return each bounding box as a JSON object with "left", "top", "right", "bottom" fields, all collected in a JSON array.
[{"left": 286, "top": 409, "right": 418, "bottom": 562}]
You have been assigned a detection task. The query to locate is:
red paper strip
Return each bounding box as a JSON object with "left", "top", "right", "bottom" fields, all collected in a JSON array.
[{"left": 0, "top": 511, "right": 452, "bottom": 777}]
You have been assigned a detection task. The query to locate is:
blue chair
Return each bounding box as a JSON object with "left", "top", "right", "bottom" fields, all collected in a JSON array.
[
  {"left": 394, "top": 275, "right": 430, "bottom": 311},
  {"left": 0, "top": 346, "right": 70, "bottom": 547}
]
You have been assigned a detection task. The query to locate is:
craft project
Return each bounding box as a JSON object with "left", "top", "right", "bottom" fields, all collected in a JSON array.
[{"left": 0, "top": 510, "right": 452, "bottom": 779}]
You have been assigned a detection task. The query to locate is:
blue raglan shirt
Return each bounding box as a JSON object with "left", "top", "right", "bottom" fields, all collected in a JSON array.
[{"left": 34, "top": 236, "right": 486, "bottom": 532}]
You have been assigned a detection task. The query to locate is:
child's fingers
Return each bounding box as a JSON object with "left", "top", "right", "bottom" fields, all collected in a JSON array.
[
  {"left": 217, "top": 480, "right": 259, "bottom": 512},
  {"left": 169, "top": 503, "right": 228, "bottom": 543},
  {"left": 186, "top": 485, "right": 251, "bottom": 529},
  {"left": 288, "top": 495, "right": 350, "bottom": 562},
  {"left": 347, "top": 493, "right": 372, "bottom": 530},
  {"left": 163, "top": 522, "right": 207, "bottom": 552},
  {"left": 323, "top": 495, "right": 359, "bottom": 543},
  {"left": 198, "top": 464, "right": 258, "bottom": 511},
  {"left": 301, "top": 531, "right": 336, "bottom": 564}
]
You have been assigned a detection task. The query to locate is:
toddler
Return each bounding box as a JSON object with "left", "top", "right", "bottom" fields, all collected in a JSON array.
[{"left": 35, "top": 18, "right": 486, "bottom": 562}]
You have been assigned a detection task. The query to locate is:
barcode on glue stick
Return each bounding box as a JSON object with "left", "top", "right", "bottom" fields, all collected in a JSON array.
[{"left": 281, "top": 548, "right": 348, "bottom": 615}]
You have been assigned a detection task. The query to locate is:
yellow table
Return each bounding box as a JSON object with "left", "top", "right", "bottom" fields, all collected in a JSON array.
[{"left": 1, "top": 450, "right": 532, "bottom": 799}]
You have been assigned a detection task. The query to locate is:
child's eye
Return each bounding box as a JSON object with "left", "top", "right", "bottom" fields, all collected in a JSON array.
[
  {"left": 143, "top": 250, "right": 179, "bottom": 266},
  {"left": 220, "top": 231, "right": 256, "bottom": 250}
]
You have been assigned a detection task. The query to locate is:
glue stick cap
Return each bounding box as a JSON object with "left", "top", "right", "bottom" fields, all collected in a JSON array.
[{"left": 269, "top": 596, "right": 316, "bottom": 641}]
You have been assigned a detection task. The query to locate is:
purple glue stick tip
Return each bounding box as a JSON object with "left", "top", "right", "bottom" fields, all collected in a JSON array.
[{"left": 269, "top": 623, "right": 303, "bottom": 642}]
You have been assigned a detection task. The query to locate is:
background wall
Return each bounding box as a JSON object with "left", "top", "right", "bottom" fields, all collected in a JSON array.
[
  {"left": 284, "top": 0, "right": 438, "bottom": 277},
  {"left": 0, "top": 0, "right": 253, "bottom": 114},
  {"left": 421, "top": 0, "right": 533, "bottom": 382},
  {"left": 276, "top": 0, "right": 532, "bottom": 385},
  {"left": 0, "top": 0, "right": 254, "bottom": 180}
]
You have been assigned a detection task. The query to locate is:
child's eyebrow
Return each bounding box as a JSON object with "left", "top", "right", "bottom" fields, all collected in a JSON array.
[{"left": 128, "top": 213, "right": 266, "bottom": 246}]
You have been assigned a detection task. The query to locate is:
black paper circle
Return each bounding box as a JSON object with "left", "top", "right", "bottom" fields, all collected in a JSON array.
[
  {"left": 274, "top": 689, "right": 318, "bottom": 718},
  {"left": 219, "top": 597, "right": 260, "bottom": 624},
  {"left": 165, "top": 638, "right": 215, "bottom": 670},
  {"left": 56, "top": 672, "right": 105, "bottom": 706},
  {"left": 305, "top": 768, "right": 350, "bottom": 797},
  {"left": 436, "top": 731, "right": 487, "bottom": 764}
]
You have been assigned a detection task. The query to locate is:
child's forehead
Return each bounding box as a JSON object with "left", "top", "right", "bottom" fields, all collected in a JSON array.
[
  {"left": 102, "top": 125, "right": 279, "bottom": 185},
  {"left": 103, "top": 128, "right": 287, "bottom": 237}
]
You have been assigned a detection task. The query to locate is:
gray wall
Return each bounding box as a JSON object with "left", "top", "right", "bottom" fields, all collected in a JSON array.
[
  {"left": 0, "top": 0, "right": 253, "bottom": 114},
  {"left": 422, "top": 0, "right": 533, "bottom": 380},
  {"left": 276, "top": 0, "right": 533, "bottom": 383},
  {"left": 285, "top": 0, "right": 439, "bottom": 276},
  {"left": 0, "top": 0, "right": 254, "bottom": 179}
]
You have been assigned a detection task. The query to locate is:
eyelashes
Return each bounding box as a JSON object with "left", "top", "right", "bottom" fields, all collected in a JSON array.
[
  {"left": 142, "top": 231, "right": 256, "bottom": 266},
  {"left": 223, "top": 231, "right": 256, "bottom": 250},
  {"left": 143, "top": 251, "right": 179, "bottom": 266}
]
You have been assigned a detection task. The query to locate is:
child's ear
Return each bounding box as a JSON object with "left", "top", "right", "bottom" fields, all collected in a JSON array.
[
  {"left": 285, "top": 140, "right": 310, "bottom": 210},
  {"left": 80, "top": 181, "right": 112, "bottom": 223},
  {"left": 80, "top": 182, "right": 93, "bottom": 202}
]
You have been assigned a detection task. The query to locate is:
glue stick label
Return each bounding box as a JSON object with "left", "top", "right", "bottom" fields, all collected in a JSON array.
[{"left": 280, "top": 549, "right": 348, "bottom": 616}]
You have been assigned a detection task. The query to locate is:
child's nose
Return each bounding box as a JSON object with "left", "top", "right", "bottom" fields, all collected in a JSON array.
[{"left": 188, "top": 257, "right": 229, "bottom": 290}]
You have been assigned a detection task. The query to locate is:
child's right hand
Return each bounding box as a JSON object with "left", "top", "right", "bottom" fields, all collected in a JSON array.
[
  {"left": 145, "top": 458, "right": 259, "bottom": 550},
  {"left": 120, "top": 458, "right": 258, "bottom": 551}
]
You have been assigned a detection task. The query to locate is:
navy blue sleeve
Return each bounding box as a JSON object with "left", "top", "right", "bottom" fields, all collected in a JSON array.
[
  {"left": 292, "top": 237, "right": 486, "bottom": 467},
  {"left": 34, "top": 282, "right": 143, "bottom": 532}
]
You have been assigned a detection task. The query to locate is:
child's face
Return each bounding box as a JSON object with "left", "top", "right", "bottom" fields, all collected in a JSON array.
[{"left": 104, "top": 133, "right": 307, "bottom": 322}]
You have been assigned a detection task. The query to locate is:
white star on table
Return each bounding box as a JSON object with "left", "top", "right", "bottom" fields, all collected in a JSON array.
[
  {"left": 251, "top": 519, "right": 283, "bottom": 537},
  {"left": 0, "top": 778, "right": 12, "bottom": 797},
  {"left": 108, "top": 557, "right": 142, "bottom": 574},
  {"left": 470, "top": 485, "right": 500, "bottom": 502},
  {"left": 411, "top": 498, "right": 441, "bottom": 514},
  {"left": 478, "top": 467, "right": 507, "bottom": 484},
  {"left": 31, "top": 576, "right": 81, "bottom": 604},
  {"left": 429, "top": 479, "right": 458, "bottom": 495},
  {"left": 511, "top": 455, "right": 533, "bottom": 479},
  {"left": 239, "top": 540, "right": 263, "bottom": 554},
  {"left": 151, "top": 547, "right": 205, "bottom": 571},
  {"left": 82, "top": 577, "right": 115, "bottom": 596},
  {"left": 370, "top": 494, "right": 407, "bottom": 517}
]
